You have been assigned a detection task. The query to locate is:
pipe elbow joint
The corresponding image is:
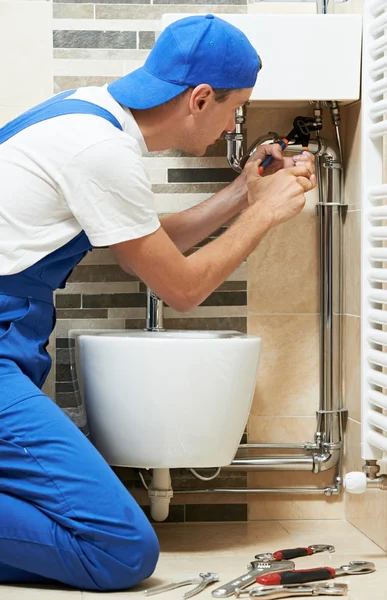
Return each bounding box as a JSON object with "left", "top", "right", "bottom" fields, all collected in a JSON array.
[{"left": 313, "top": 449, "right": 340, "bottom": 473}]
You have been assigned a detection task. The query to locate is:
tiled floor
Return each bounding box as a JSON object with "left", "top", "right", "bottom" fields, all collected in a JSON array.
[{"left": 0, "top": 520, "right": 386, "bottom": 599}]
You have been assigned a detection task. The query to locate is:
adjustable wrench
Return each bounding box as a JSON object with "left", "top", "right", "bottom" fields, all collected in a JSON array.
[
  {"left": 211, "top": 561, "right": 295, "bottom": 598},
  {"left": 234, "top": 582, "right": 348, "bottom": 598}
]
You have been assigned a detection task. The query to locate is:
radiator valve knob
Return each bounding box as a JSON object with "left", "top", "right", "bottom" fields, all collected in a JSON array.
[{"left": 344, "top": 472, "right": 367, "bottom": 494}]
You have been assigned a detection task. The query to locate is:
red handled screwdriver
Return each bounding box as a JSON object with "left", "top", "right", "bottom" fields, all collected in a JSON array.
[
  {"left": 255, "top": 544, "right": 335, "bottom": 562},
  {"left": 255, "top": 561, "right": 375, "bottom": 586}
]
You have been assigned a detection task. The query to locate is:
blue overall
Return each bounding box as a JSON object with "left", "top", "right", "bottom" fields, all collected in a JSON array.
[{"left": 0, "top": 92, "right": 159, "bottom": 590}]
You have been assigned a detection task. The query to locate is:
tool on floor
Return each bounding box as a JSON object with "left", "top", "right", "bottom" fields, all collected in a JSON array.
[
  {"left": 144, "top": 571, "right": 219, "bottom": 598},
  {"left": 255, "top": 560, "right": 375, "bottom": 586},
  {"left": 240, "top": 115, "right": 322, "bottom": 174},
  {"left": 211, "top": 561, "right": 295, "bottom": 598},
  {"left": 233, "top": 582, "right": 348, "bottom": 598},
  {"left": 255, "top": 545, "right": 335, "bottom": 562}
]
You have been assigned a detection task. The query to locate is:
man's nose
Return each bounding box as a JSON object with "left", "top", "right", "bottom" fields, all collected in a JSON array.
[{"left": 226, "top": 113, "right": 236, "bottom": 133}]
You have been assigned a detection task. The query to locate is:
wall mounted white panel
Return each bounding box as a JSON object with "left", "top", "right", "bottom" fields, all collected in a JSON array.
[{"left": 162, "top": 14, "right": 362, "bottom": 103}]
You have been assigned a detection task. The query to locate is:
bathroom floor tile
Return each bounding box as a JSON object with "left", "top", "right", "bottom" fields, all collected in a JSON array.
[{"left": 0, "top": 521, "right": 385, "bottom": 599}]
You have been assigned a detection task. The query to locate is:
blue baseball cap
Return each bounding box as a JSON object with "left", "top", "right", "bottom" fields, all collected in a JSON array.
[{"left": 107, "top": 14, "right": 261, "bottom": 109}]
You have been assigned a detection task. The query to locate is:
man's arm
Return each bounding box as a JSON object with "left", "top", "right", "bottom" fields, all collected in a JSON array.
[
  {"left": 159, "top": 147, "right": 315, "bottom": 253},
  {"left": 160, "top": 174, "right": 247, "bottom": 253},
  {"left": 110, "top": 162, "right": 315, "bottom": 312}
]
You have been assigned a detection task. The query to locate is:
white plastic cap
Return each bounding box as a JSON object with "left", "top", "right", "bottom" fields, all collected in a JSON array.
[{"left": 344, "top": 471, "right": 368, "bottom": 494}]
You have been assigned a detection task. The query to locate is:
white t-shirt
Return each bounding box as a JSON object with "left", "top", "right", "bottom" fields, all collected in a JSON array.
[{"left": 0, "top": 85, "right": 161, "bottom": 275}]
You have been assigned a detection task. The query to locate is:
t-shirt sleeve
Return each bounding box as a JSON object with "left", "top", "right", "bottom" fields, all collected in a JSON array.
[{"left": 57, "top": 136, "right": 160, "bottom": 247}]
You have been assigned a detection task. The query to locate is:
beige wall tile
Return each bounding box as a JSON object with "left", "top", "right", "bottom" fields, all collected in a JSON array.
[
  {"left": 248, "top": 212, "right": 319, "bottom": 314},
  {"left": 341, "top": 102, "right": 361, "bottom": 210},
  {"left": 344, "top": 210, "right": 361, "bottom": 316},
  {"left": 248, "top": 471, "right": 344, "bottom": 520},
  {"left": 248, "top": 315, "right": 319, "bottom": 417},
  {"left": 344, "top": 315, "right": 361, "bottom": 422},
  {"left": 248, "top": 415, "right": 317, "bottom": 444},
  {"left": 345, "top": 419, "right": 387, "bottom": 550}
]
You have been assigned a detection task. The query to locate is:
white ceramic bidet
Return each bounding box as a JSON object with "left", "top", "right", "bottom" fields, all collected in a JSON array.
[{"left": 71, "top": 328, "right": 261, "bottom": 520}]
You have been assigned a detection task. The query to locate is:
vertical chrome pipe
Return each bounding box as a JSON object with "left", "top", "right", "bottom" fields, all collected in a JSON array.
[
  {"left": 316, "top": 146, "right": 345, "bottom": 467},
  {"left": 316, "top": 0, "right": 329, "bottom": 14},
  {"left": 226, "top": 106, "right": 246, "bottom": 173},
  {"left": 145, "top": 288, "right": 165, "bottom": 331}
]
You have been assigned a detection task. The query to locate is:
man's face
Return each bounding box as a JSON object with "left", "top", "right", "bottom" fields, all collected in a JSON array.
[{"left": 185, "top": 88, "right": 253, "bottom": 156}]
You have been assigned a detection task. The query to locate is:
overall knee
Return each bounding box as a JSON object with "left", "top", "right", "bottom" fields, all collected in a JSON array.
[
  {"left": 91, "top": 518, "right": 160, "bottom": 591},
  {"left": 137, "top": 520, "right": 160, "bottom": 581}
]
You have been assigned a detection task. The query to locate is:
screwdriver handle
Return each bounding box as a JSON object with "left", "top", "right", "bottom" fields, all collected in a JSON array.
[
  {"left": 256, "top": 568, "right": 336, "bottom": 586},
  {"left": 272, "top": 548, "right": 314, "bottom": 561},
  {"left": 258, "top": 139, "right": 288, "bottom": 175}
]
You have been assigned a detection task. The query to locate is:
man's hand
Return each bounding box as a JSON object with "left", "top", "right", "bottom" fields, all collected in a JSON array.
[
  {"left": 245, "top": 160, "right": 317, "bottom": 225},
  {"left": 244, "top": 144, "right": 316, "bottom": 179}
]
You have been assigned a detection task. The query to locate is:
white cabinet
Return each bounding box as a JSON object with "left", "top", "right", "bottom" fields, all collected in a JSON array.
[{"left": 162, "top": 14, "right": 362, "bottom": 103}]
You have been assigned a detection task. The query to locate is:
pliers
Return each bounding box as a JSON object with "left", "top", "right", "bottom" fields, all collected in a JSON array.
[{"left": 144, "top": 571, "right": 219, "bottom": 598}]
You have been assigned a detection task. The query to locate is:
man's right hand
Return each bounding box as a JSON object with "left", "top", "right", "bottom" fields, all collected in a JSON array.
[{"left": 245, "top": 158, "right": 317, "bottom": 227}]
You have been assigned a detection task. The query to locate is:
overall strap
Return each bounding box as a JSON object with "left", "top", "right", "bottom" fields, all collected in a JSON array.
[{"left": 0, "top": 90, "right": 123, "bottom": 144}]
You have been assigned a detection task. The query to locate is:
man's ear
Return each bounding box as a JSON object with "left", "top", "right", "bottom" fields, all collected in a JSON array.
[{"left": 189, "top": 84, "right": 214, "bottom": 114}]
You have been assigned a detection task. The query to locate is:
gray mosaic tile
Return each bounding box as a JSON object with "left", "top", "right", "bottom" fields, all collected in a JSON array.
[
  {"left": 152, "top": 183, "right": 225, "bottom": 194},
  {"left": 185, "top": 503, "right": 247, "bottom": 522},
  {"left": 55, "top": 294, "right": 81, "bottom": 309},
  {"left": 168, "top": 168, "right": 237, "bottom": 184},
  {"left": 122, "top": 319, "right": 146, "bottom": 329},
  {"left": 139, "top": 281, "right": 246, "bottom": 293},
  {"left": 56, "top": 338, "right": 75, "bottom": 349},
  {"left": 83, "top": 293, "right": 147, "bottom": 309},
  {"left": 56, "top": 364, "right": 73, "bottom": 382},
  {"left": 172, "top": 471, "right": 246, "bottom": 492},
  {"left": 141, "top": 504, "right": 185, "bottom": 523},
  {"left": 56, "top": 348, "right": 73, "bottom": 365},
  {"left": 55, "top": 392, "right": 79, "bottom": 408},
  {"left": 200, "top": 291, "right": 246, "bottom": 306},
  {"left": 138, "top": 31, "right": 155, "bottom": 50},
  {"left": 161, "top": 317, "right": 247, "bottom": 332},
  {"left": 56, "top": 382, "right": 79, "bottom": 393},
  {"left": 53, "top": 30, "right": 137, "bottom": 49},
  {"left": 53, "top": 4, "right": 94, "bottom": 18},
  {"left": 95, "top": 4, "right": 247, "bottom": 19},
  {"left": 56, "top": 309, "right": 108, "bottom": 319},
  {"left": 68, "top": 265, "right": 137, "bottom": 283},
  {"left": 55, "top": 76, "right": 116, "bottom": 92},
  {"left": 113, "top": 466, "right": 143, "bottom": 484}
]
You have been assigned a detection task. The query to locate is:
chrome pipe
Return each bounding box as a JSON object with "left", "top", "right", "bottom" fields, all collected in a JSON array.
[
  {"left": 316, "top": 0, "right": 329, "bottom": 14},
  {"left": 145, "top": 288, "right": 165, "bottom": 331},
  {"left": 223, "top": 456, "right": 314, "bottom": 471},
  {"left": 315, "top": 141, "right": 345, "bottom": 473},
  {"left": 174, "top": 486, "right": 340, "bottom": 496},
  {"left": 225, "top": 106, "right": 245, "bottom": 173},
  {"left": 239, "top": 443, "right": 313, "bottom": 450}
]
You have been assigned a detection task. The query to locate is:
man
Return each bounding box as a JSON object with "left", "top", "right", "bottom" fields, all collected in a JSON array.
[{"left": 0, "top": 14, "right": 316, "bottom": 592}]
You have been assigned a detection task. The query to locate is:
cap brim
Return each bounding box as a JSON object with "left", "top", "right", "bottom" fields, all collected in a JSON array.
[{"left": 107, "top": 67, "right": 189, "bottom": 109}]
